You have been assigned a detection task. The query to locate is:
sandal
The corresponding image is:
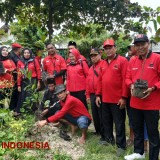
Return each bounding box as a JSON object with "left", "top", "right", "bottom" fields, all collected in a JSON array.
[{"left": 59, "top": 130, "right": 71, "bottom": 141}]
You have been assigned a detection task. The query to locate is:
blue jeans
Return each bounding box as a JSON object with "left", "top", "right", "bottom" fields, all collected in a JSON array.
[{"left": 64, "top": 114, "right": 91, "bottom": 129}]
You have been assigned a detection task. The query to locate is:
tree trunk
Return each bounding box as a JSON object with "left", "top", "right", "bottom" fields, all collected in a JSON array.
[{"left": 48, "top": 0, "right": 54, "bottom": 41}]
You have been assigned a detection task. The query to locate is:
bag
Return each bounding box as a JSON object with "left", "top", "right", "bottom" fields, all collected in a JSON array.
[{"left": 132, "top": 79, "right": 148, "bottom": 98}]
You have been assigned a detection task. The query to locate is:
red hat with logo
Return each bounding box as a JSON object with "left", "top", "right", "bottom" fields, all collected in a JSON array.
[
  {"left": 12, "top": 43, "right": 22, "bottom": 48},
  {"left": 103, "top": 39, "right": 115, "bottom": 48}
]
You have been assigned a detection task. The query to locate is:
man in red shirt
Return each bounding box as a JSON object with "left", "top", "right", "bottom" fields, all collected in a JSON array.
[
  {"left": 86, "top": 48, "right": 104, "bottom": 136},
  {"left": 96, "top": 39, "right": 128, "bottom": 156},
  {"left": 38, "top": 84, "right": 92, "bottom": 144},
  {"left": 43, "top": 43, "right": 67, "bottom": 85},
  {"left": 124, "top": 34, "right": 160, "bottom": 160}
]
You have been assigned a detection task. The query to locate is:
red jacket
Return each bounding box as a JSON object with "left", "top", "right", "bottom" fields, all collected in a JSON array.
[
  {"left": 86, "top": 60, "right": 104, "bottom": 98},
  {"left": 66, "top": 61, "right": 89, "bottom": 92},
  {"left": 17, "top": 59, "right": 41, "bottom": 86},
  {"left": 125, "top": 52, "right": 160, "bottom": 110},
  {"left": 48, "top": 95, "right": 92, "bottom": 123},
  {"left": 0, "top": 59, "right": 16, "bottom": 88},
  {"left": 96, "top": 54, "right": 129, "bottom": 103},
  {"left": 66, "top": 48, "right": 89, "bottom": 92},
  {"left": 43, "top": 54, "right": 66, "bottom": 84}
]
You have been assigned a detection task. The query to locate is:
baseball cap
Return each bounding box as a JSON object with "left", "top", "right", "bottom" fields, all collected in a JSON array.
[
  {"left": 90, "top": 48, "right": 99, "bottom": 55},
  {"left": 12, "top": 43, "right": 22, "bottom": 48},
  {"left": 103, "top": 39, "right": 115, "bottom": 48},
  {"left": 47, "top": 77, "right": 55, "bottom": 85},
  {"left": 54, "top": 84, "right": 66, "bottom": 94},
  {"left": 68, "top": 41, "right": 77, "bottom": 47},
  {"left": 133, "top": 34, "right": 149, "bottom": 44}
]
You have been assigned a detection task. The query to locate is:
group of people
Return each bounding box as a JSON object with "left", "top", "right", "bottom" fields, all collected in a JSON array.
[
  {"left": 0, "top": 34, "right": 159, "bottom": 160},
  {"left": 0, "top": 44, "right": 41, "bottom": 114},
  {"left": 38, "top": 35, "right": 160, "bottom": 160}
]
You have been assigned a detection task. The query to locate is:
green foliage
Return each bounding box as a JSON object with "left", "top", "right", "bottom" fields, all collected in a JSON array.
[
  {"left": 0, "top": 29, "right": 7, "bottom": 38},
  {"left": 0, "top": 108, "right": 34, "bottom": 159},
  {"left": 53, "top": 153, "right": 72, "bottom": 160},
  {"left": 0, "top": 0, "right": 153, "bottom": 40},
  {"left": 53, "top": 23, "right": 131, "bottom": 57},
  {"left": 10, "top": 23, "right": 46, "bottom": 54}
]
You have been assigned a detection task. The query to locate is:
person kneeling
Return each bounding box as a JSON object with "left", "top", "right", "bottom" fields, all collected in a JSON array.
[{"left": 38, "top": 84, "right": 92, "bottom": 144}]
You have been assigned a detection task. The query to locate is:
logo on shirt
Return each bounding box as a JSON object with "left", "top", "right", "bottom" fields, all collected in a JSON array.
[
  {"left": 132, "top": 67, "right": 138, "bottom": 70},
  {"left": 148, "top": 63, "right": 154, "bottom": 68},
  {"left": 113, "top": 64, "right": 118, "bottom": 69}
]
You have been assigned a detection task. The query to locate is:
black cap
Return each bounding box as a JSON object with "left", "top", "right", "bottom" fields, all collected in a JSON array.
[
  {"left": 54, "top": 84, "right": 66, "bottom": 94},
  {"left": 68, "top": 41, "right": 76, "bottom": 47},
  {"left": 90, "top": 48, "right": 100, "bottom": 55},
  {"left": 133, "top": 34, "right": 149, "bottom": 44},
  {"left": 47, "top": 77, "right": 55, "bottom": 85}
]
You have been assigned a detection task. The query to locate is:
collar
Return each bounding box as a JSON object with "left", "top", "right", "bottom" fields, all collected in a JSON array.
[
  {"left": 48, "top": 54, "right": 57, "bottom": 59},
  {"left": 138, "top": 50, "right": 152, "bottom": 60},
  {"left": 106, "top": 53, "right": 118, "bottom": 61},
  {"left": 93, "top": 59, "right": 102, "bottom": 67}
]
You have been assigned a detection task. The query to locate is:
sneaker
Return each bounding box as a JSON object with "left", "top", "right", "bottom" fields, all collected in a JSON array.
[
  {"left": 124, "top": 153, "right": 145, "bottom": 160},
  {"left": 117, "top": 148, "right": 125, "bottom": 157}
]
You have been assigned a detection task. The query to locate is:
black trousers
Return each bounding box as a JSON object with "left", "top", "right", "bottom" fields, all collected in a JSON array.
[
  {"left": 90, "top": 94, "right": 103, "bottom": 134},
  {"left": 131, "top": 108, "right": 159, "bottom": 160},
  {"left": 70, "top": 90, "right": 88, "bottom": 109},
  {"left": 9, "top": 84, "right": 19, "bottom": 111},
  {"left": 102, "top": 102, "right": 126, "bottom": 149},
  {"left": 126, "top": 97, "right": 134, "bottom": 128},
  {"left": 15, "top": 78, "right": 37, "bottom": 113}
]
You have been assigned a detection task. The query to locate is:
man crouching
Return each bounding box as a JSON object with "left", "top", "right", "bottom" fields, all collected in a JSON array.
[{"left": 38, "top": 84, "right": 92, "bottom": 144}]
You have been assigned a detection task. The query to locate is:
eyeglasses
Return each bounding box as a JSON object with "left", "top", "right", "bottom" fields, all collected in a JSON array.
[{"left": 90, "top": 54, "right": 98, "bottom": 58}]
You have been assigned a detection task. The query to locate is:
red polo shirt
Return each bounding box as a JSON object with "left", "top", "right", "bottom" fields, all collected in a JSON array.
[
  {"left": 86, "top": 60, "right": 104, "bottom": 98},
  {"left": 48, "top": 95, "right": 92, "bottom": 123},
  {"left": 125, "top": 52, "right": 160, "bottom": 110},
  {"left": 96, "top": 54, "right": 129, "bottom": 103},
  {"left": 43, "top": 54, "right": 67, "bottom": 84}
]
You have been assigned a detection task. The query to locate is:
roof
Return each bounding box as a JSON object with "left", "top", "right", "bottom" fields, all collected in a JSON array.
[{"left": 0, "top": 24, "right": 10, "bottom": 33}]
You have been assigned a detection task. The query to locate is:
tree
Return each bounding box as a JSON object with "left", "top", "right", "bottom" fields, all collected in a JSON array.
[
  {"left": 0, "top": 0, "right": 149, "bottom": 40},
  {"left": 52, "top": 23, "right": 131, "bottom": 58}
]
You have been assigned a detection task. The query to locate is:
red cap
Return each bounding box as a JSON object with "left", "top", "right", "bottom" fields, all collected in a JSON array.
[
  {"left": 12, "top": 43, "right": 22, "bottom": 48},
  {"left": 103, "top": 39, "right": 115, "bottom": 48}
]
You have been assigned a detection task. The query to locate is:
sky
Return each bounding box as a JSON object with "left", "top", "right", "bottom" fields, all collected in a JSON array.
[
  {"left": 131, "top": 0, "right": 159, "bottom": 9},
  {"left": 130, "top": 0, "right": 160, "bottom": 37}
]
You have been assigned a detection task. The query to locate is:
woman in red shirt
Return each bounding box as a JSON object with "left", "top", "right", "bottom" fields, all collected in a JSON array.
[
  {"left": 0, "top": 46, "right": 16, "bottom": 108},
  {"left": 66, "top": 48, "right": 89, "bottom": 109},
  {"left": 15, "top": 48, "right": 41, "bottom": 114}
]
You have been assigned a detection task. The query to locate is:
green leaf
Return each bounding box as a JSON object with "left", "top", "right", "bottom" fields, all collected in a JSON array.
[
  {"left": 0, "top": 132, "right": 5, "bottom": 138},
  {"left": 151, "top": 19, "right": 157, "bottom": 31},
  {"left": 157, "top": 16, "right": 160, "bottom": 25},
  {"left": 156, "top": 28, "right": 160, "bottom": 36}
]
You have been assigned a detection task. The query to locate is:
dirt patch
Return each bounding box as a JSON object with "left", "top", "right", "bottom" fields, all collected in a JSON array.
[{"left": 25, "top": 122, "right": 94, "bottom": 160}]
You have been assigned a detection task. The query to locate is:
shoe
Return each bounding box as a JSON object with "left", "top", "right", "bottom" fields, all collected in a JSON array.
[
  {"left": 117, "top": 148, "right": 125, "bottom": 157},
  {"left": 99, "top": 137, "right": 108, "bottom": 145},
  {"left": 59, "top": 130, "right": 71, "bottom": 141},
  {"left": 124, "top": 153, "right": 145, "bottom": 160}
]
